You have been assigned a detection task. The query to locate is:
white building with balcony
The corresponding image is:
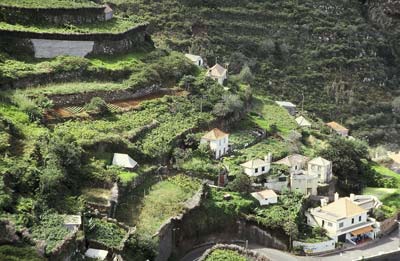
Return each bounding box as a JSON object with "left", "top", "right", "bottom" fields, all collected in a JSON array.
[{"left": 306, "top": 194, "right": 378, "bottom": 244}]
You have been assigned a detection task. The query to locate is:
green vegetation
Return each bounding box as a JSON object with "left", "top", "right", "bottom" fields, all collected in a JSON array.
[
  {"left": 82, "top": 188, "right": 111, "bottom": 205},
  {"left": 0, "top": 0, "right": 98, "bottom": 8},
  {"left": 370, "top": 163, "right": 400, "bottom": 184},
  {"left": 136, "top": 175, "right": 201, "bottom": 236},
  {"left": 30, "top": 213, "right": 71, "bottom": 254},
  {"left": 205, "top": 249, "right": 246, "bottom": 261},
  {"left": 0, "top": 17, "right": 144, "bottom": 34},
  {"left": 85, "top": 218, "right": 126, "bottom": 248},
  {"left": 0, "top": 245, "right": 44, "bottom": 261}
]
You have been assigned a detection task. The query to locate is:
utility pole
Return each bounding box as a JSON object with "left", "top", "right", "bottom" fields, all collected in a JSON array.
[{"left": 301, "top": 91, "right": 305, "bottom": 114}]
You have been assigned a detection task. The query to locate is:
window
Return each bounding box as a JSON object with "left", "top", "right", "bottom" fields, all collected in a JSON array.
[
  {"left": 339, "top": 222, "right": 344, "bottom": 228},
  {"left": 359, "top": 216, "right": 362, "bottom": 222},
  {"left": 328, "top": 222, "right": 333, "bottom": 227},
  {"left": 255, "top": 168, "right": 259, "bottom": 173},
  {"left": 352, "top": 218, "right": 354, "bottom": 224},
  {"left": 262, "top": 167, "right": 265, "bottom": 172},
  {"left": 322, "top": 220, "right": 325, "bottom": 227}
]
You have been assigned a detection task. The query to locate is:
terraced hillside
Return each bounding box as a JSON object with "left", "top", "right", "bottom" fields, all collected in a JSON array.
[{"left": 112, "top": 0, "right": 400, "bottom": 146}]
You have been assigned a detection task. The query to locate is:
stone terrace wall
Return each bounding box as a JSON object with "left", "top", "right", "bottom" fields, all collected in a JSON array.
[
  {"left": 0, "top": 24, "right": 150, "bottom": 58},
  {"left": 0, "top": 5, "right": 107, "bottom": 25}
]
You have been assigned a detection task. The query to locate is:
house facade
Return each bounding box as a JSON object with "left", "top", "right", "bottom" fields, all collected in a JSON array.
[
  {"left": 275, "top": 154, "right": 309, "bottom": 175},
  {"left": 206, "top": 63, "right": 227, "bottom": 85},
  {"left": 200, "top": 128, "right": 229, "bottom": 159},
  {"left": 251, "top": 189, "right": 278, "bottom": 206},
  {"left": 307, "top": 157, "right": 333, "bottom": 184},
  {"left": 104, "top": 4, "right": 114, "bottom": 20},
  {"left": 306, "top": 196, "right": 378, "bottom": 244},
  {"left": 185, "top": 54, "right": 204, "bottom": 67},
  {"left": 326, "top": 121, "right": 349, "bottom": 137},
  {"left": 240, "top": 153, "right": 272, "bottom": 177},
  {"left": 290, "top": 173, "right": 318, "bottom": 195},
  {"left": 275, "top": 101, "right": 297, "bottom": 116}
]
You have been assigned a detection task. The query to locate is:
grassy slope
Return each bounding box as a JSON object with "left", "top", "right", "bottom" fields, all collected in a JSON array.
[
  {"left": 111, "top": 0, "right": 400, "bottom": 146},
  {"left": 0, "top": 0, "right": 98, "bottom": 8},
  {"left": 205, "top": 249, "right": 246, "bottom": 261}
]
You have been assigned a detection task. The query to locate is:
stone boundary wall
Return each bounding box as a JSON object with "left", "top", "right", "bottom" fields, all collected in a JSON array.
[
  {"left": 198, "top": 244, "right": 271, "bottom": 261},
  {"left": 0, "top": 5, "right": 106, "bottom": 25},
  {"left": 293, "top": 239, "right": 336, "bottom": 254},
  {"left": 376, "top": 211, "right": 400, "bottom": 236}
]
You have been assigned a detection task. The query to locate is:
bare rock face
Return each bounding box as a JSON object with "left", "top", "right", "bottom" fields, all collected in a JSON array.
[{"left": 0, "top": 220, "right": 20, "bottom": 244}]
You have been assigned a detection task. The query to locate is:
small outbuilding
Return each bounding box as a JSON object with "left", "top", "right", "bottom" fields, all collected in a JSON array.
[
  {"left": 251, "top": 189, "right": 278, "bottom": 206},
  {"left": 85, "top": 249, "right": 109, "bottom": 260},
  {"left": 206, "top": 63, "right": 227, "bottom": 85},
  {"left": 112, "top": 153, "right": 138, "bottom": 169},
  {"left": 63, "top": 215, "right": 81, "bottom": 232},
  {"left": 275, "top": 101, "right": 297, "bottom": 116},
  {"left": 104, "top": 4, "right": 114, "bottom": 21},
  {"left": 326, "top": 121, "right": 349, "bottom": 137},
  {"left": 295, "top": 116, "right": 311, "bottom": 128},
  {"left": 185, "top": 53, "right": 204, "bottom": 67}
]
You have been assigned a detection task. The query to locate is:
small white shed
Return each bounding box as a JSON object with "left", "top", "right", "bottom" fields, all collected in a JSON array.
[
  {"left": 185, "top": 53, "right": 204, "bottom": 66},
  {"left": 112, "top": 153, "right": 138, "bottom": 169},
  {"left": 85, "top": 248, "right": 109, "bottom": 260},
  {"left": 251, "top": 189, "right": 278, "bottom": 206},
  {"left": 295, "top": 116, "right": 311, "bottom": 128}
]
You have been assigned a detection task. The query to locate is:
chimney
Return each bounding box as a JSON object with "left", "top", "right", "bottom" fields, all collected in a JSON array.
[
  {"left": 350, "top": 193, "right": 355, "bottom": 201},
  {"left": 320, "top": 198, "right": 327, "bottom": 207},
  {"left": 334, "top": 192, "right": 339, "bottom": 202},
  {"left": 265, "top": 153, "right": 272, "bottom": 163}
]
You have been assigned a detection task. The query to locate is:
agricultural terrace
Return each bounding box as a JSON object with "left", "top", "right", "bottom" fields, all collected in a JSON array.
[
  {"left": 0, "top": 0, "right": 98, "bottom": 8},
  {"left": 0, "top": 17, "right": 145, "bottom": 34},
  {"left": 56, "top": 97, "right": 214, "bottom": 157},
  {"left": 135, "top": 175, "right": 201, "bottom": 236},
  {"left": 85, "top": 218, "right": 127, "bottom": 248},
  {"left": 0, "top": 245, "right": 44, "bottom": 261}
]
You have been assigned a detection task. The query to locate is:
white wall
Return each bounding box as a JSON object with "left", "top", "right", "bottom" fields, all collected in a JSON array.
[
  {"left": 293, "top": 239, "right": 336, "bottom": 254},
  {"left": 244, "top": 164, "right": 270, "bottom": 177},
  {"left": 31, "top": 39, "right": 94, "bottom": 58}
]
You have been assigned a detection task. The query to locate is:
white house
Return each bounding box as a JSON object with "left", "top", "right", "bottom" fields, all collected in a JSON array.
[
  {"left": 185, "top": 53, "right": 204, "bottom": 67},
  {"left": 290, "top": 172, "right": 318, "bottom": 196},
  {"left": 326, "top": 121, "right": 349, "bottom": 137},
  {"left": 63, "top": 215, "right": 81, "bottom": 232},
  {"left": 240, "top": 153, "right": 272, "bottom": 177},
  {"left": 85, "top": 249, "right": 109, "bottom": 261},
  {"left": 307, "top": 157, "right": 333, "bottom": 184},
  {"left": 295, "top": 116, "right": 311, "bottom": 128},
  {"left": 275, "top": 101, "right": 297, "bottom": 116},
  {"left": 251, "top": 189, "right": 278, "bottom": 206},
  {"left": 104, "top": 4, "right": 114, "bottom": 21},
  {"left": 306, "top": 195, "right": 378, "bottom": 243},
  {"left": 200, "top": 128, "right": 229, "bottom": 159},
  {"left": 275, "top": 154, "right": 309, "bottom": 174},
  {"left": 206, "top": 63, "right": 227, "bottom": 85},
  {"left": 112, "top": 153, "right": 138, "bottom": 169}
]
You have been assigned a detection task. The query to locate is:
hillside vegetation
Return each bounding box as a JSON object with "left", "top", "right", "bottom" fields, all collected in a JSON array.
[{"left": 111, "top": 0, "right": 400, "bottom": 146}]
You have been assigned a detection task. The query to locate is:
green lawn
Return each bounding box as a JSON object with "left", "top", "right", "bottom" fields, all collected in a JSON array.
[
  {"left": 135, "top": 175, "right": 201, "bottom": 236},
  {"left": 0, "top": 0, "right": 98, "bottom": 8},
  {"left": 371, "top": 163, "right": 400, "bottom": 183},
  {"left": 250, "top": 96, "right": 298, "bottom": 136},
  {"left": 89, "top": 52, "right": 146, "bottom": 70},
  {"left": 118, "top": 170, "right": 139, "bottom": 185},
  {"left": 363, "top": 187, "right": 400, "bottom": 209}
]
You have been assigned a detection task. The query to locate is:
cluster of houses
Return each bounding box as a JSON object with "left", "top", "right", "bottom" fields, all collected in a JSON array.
[
  {"left": 199, "top": 123, "right": 384, "bottom": 247},
  {"left": 185, "top": 53, "right": 228, "bottom": 85}
]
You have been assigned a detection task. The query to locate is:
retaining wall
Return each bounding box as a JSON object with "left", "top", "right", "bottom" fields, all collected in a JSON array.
[
  {"left": 293, "top": 239, "right": 336, "bottom": 254},
  {"left": 0, "top": 5, "right": 107, "bottom": 25}
]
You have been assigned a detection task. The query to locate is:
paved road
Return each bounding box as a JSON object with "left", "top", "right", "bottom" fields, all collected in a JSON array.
[{"left": 180, "top": 228, "right": 400, "bottom": 261}]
